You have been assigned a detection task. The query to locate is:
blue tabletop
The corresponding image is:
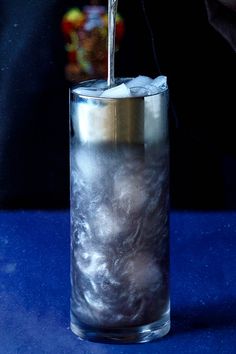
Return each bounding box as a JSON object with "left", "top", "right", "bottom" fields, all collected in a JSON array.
[{"left": 0, "top": 210, "right": 235, "bottom": 353}]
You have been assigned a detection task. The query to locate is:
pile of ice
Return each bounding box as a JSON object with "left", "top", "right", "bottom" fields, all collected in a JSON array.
[{"left": 74, "top": 75, "right": 168, "bottom": 98}]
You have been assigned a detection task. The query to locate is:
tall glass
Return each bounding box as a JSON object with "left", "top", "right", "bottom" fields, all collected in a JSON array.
[{"left": 69, "top": 79, "right": 170, "bottom": 343}]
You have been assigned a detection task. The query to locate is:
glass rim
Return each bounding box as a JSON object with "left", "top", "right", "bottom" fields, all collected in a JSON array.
[{"left": 70, "top": 78, "right": 169, "bottom": 100}]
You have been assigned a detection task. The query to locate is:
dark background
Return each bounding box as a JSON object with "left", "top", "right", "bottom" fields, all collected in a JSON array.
[{"left": 0, "top": 0, "right": 235, "bottom": 210}]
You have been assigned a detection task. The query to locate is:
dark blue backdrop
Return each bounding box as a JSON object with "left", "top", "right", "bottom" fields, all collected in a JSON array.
[{"left": 0, "top": 210, "right": 235, "bottom": 352}]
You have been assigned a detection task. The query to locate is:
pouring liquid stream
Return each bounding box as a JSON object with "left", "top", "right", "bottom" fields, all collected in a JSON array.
[{"left": 107, "top": 0, "right": 118, "bottom": 88}]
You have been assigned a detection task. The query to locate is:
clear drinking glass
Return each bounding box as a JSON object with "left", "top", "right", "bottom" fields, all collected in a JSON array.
[{"left": 69, "top": 79, "right": 170, "bottom": 343}]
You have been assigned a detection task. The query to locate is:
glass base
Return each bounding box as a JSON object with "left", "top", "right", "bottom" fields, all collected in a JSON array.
[{"left": 70, "top": 315, "right": 170, "bottom": 344}]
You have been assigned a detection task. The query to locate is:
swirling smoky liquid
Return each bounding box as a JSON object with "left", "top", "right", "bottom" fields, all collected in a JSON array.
[
  {"left": 70, "top": 85, "right": 170, "bottom": 343},
  {"left": 70, "top": 143, "right": 170, "bottom": 341}
]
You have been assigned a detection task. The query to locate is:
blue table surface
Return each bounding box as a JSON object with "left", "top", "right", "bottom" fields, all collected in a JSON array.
[{"left": 0, "top": 210, "right": 235, "bottom": 354}]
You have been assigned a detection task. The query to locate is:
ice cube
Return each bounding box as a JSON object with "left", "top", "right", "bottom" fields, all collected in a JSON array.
[
  {"left": 73, "top": 88, "right": 103, "bottom": 97},
  {"left": 124, "top": 253, "right": 162, "bottom": 290},
  {"left": 126, "top": 75, "right": 167, "bottom": 96},
  {"left": 93, "top": 204, "right": 122, "bottom": 240},
  {"left": 91, "top": 79, "right": 107, "bottom": 89},
  {"left": 130, "top": 86, "right": 149, "bottom": 97},
  {"left": 74, "top": 147, "right": 103, "bottom": 183},
  {"left": 126, "top": 75, "right": 153, "bottom": 89},
  {"left": 113, "top": 173, "right": 147, "bottom": 213},
  {"left": 151, "top": 75, "right": 168, "bottom": 92},
  {"left": 145, "top": 84, "right": 161, "bottom": 95},
  {"left": 100, "top": 83, "right": 131, "bottom": 98}
]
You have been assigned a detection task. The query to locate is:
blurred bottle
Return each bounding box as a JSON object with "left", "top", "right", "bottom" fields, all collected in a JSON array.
[{"left": 61, "top": 0, "right": 125, "bottom": 83}]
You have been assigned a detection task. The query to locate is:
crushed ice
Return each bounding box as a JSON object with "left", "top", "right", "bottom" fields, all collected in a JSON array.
[{"left": 73, "top": 75, "right": 168, "bottom": 98}]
